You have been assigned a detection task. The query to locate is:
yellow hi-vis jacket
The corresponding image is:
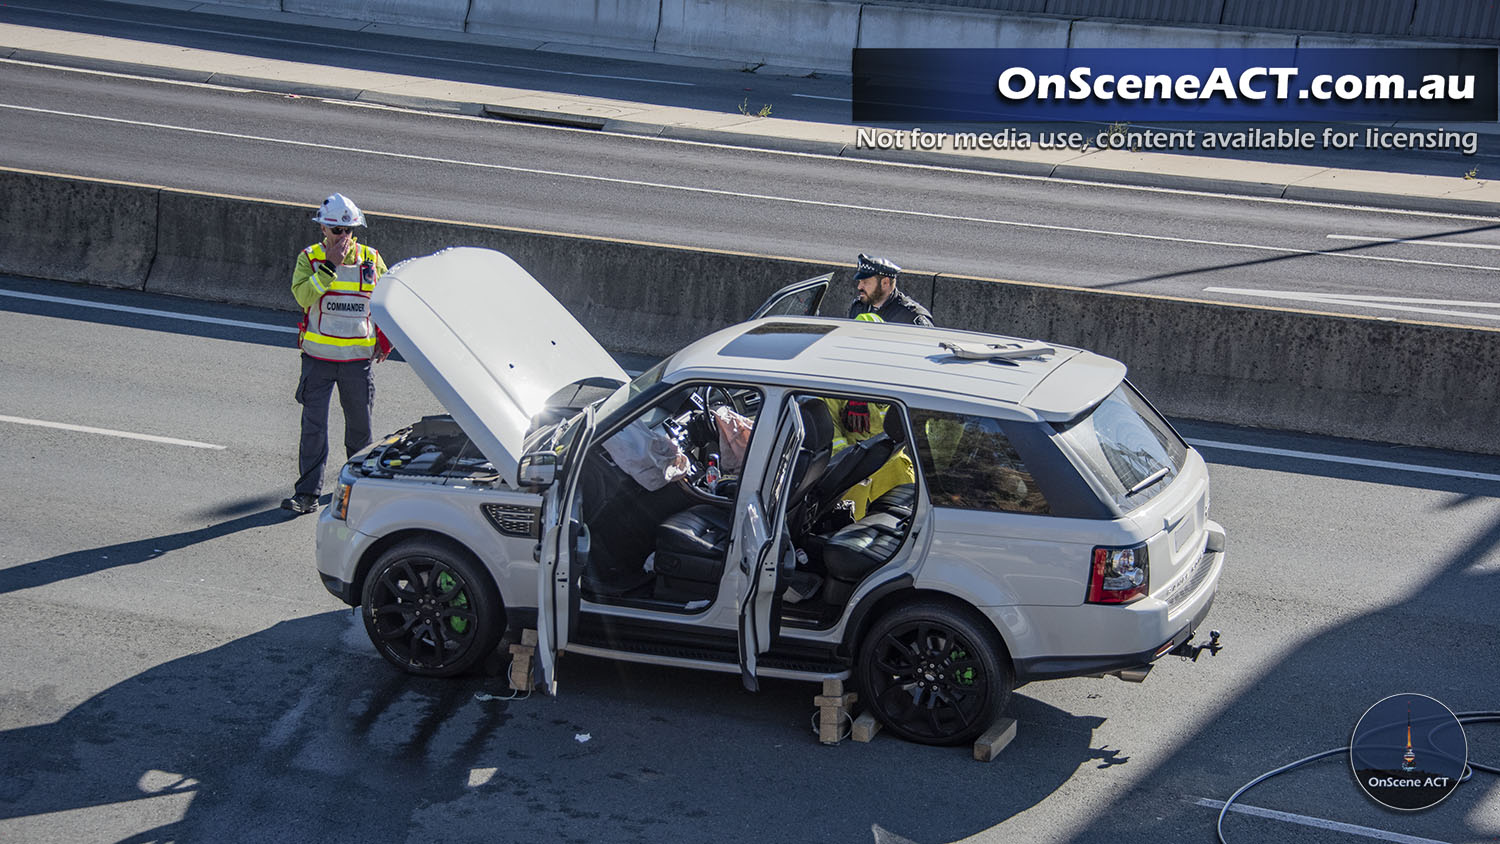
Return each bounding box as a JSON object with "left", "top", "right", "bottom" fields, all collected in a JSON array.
[
  {"left": 823, "top": 398, "right": 917, "bottom": 519},
  {"left": 292, "top": 240, "right": 389, "bottom": 361}
]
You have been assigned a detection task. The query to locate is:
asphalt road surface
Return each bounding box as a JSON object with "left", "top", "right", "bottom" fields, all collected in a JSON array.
[
  {"left": 0, "top": 277, "right": 1496, "bottom": 844},
  {"left": 4, "top": 57, "right": 1500, "bottom": 328}
]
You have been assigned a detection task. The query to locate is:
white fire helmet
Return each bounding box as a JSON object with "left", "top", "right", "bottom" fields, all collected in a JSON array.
[{"left": 312, "top": 193, "right": 366, "bottom": 227}]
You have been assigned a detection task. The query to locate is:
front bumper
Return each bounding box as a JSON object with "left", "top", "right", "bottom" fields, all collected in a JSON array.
[{"left": 314, "top": 505, "right": 378, "bottom": 607}]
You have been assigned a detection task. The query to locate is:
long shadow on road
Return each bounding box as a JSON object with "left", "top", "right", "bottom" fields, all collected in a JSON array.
[
  {"left": 1063, "top": 501, "right": 1500, "bottom": 843},
  {"left": 0, "top": 612, "right": 1111, "bottom": 844},
  {"left": 0, "top": 504, "right": 289, "bottom": 596}
]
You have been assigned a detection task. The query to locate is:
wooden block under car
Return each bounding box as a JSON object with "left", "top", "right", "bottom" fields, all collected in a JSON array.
[
  {"left": 814, "top": 693, "right": 858, "bottom": 708},
  {"left": 851, "top": 711, "right": 882, "bottom": 743},
  {"left": 972, "top": 718, "right": 1018, "bottom": 762},
  {"left": 822, "top": 678, "right": 844, "bottom": 697},
  {"left": 507, "top": 629, "right": 539, "bottom": 691}
]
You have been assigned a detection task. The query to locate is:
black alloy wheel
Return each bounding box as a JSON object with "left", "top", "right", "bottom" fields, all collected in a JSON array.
[
  {"left": 857, "top": 601, "right": 1011, "bottom": 746},
  {"left": 361, "top": 539, "right": 502, "bottom": 677}
]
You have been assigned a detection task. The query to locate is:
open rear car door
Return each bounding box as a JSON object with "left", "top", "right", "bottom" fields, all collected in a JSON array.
[{"left": 750, "top": 274, "right": 831, "bottom": 319}]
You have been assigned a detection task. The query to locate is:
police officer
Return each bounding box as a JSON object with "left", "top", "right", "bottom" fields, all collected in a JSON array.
[
  {"left": 847, "top": 253, "right": 933, "bottom": 326},
  {"left": 282, "top": 193, "right": 390, "bottom": 515}
]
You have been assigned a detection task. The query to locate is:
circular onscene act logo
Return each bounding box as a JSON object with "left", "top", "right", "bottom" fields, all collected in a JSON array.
[{"left": 1351, "top": 693, "right": 1467, "bottom": 811}]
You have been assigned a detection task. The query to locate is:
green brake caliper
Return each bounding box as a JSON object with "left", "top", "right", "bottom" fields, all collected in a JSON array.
[
  {"left": 436, "top": 571, "right": 470, "bottom": 634},
  {"left": 949, "top": 648, "right": 975, "bottom": 686}
]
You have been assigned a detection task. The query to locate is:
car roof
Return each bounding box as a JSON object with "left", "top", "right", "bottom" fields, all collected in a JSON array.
[{"left": 659, "top": 317, "right": 1128, "bottom": 423}]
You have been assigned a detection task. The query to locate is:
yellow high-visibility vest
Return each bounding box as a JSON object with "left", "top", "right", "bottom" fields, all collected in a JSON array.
[{"left": 299, "top": 242, "right": 381, "bottom": 361}]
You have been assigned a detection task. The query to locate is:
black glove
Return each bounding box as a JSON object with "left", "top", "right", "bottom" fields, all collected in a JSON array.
[{"left": 844, "top": 400, "right": 870, "bottom": 434}]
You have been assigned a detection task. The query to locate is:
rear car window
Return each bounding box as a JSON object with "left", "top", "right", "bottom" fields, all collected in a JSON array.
[
  {"left": 908, "top": 409, "right": 1050, "bottom": 515},
  {"left": 1053, "top": 382, "right": 1188, "bottom": 511}
]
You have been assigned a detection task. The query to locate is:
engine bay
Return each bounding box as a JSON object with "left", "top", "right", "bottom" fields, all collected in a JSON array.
[{"left": 357, "top": 415, "right": 500, "bottom": 484}]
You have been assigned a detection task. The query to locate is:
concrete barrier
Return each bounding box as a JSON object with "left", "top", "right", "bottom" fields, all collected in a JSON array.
[
  {"left": 655, "top": 0, "right": 861, "bottom": 71},
  {"left": 466, "top": 0, "right": 664, "bottom": 52},
  {"left": 1067, "top": 20, "right": 1298, "bottom": 49},
  {"left": 930, "top": 274, "right": 1500, "bottom": 456},
  {"left": 192, "top": 0, "right": 281, "bottom": 9},
  {"left": 148, "top": 191, "right": 313, "bottom": 310},
  {"left": 0, "top": 171, "right": 157, "bottom": 290},
  {"left": 280, "top": 0, "right": 470, "bottom": 32},
  {"left": 856, "top": 5, "right": 1071, "bottom": 49},
  {"left": 8, "top": 168, "right": 1499, "bottom": 455}
]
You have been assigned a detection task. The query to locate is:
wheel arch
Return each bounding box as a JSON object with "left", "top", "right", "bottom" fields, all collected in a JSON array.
[
  {"left": 353, "top": 529, "right": 506, "bottom": 624},
  {"left": 841, "top": 581, "right": 1014, "bottom": 670}
]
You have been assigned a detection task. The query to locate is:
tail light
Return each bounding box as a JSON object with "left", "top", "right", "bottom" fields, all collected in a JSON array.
[{"left": 1088, "top": 544, "right": 1148, "bottom": 604}]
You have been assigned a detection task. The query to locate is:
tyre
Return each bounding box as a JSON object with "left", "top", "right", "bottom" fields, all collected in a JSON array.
[
  {"left": 361, "top": 538, "right": 502, "bottom": 678},
  {"left": 856, "top": 600, "right": 1012, "bottom": 746}
]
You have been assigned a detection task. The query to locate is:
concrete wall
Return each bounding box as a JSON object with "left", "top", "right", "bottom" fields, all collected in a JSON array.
[
  {"left": 6, "top": 168, "right": 1498, "bottom": 455},
  {"left": 855, "top": 5, "right": 1072, "bottom": 49},
  {"left": 146, "top": 0, "right": 1489, "bottom": 74},
  {"left": 466, "top": 0, "right": 663, "bottom": 51},
  {"left": 655, "top": 0, "right": 862, "bottom": 71},
  {"left": 0, "top": 171, "right": 157, "bottom": 290},
  {"left": 281, "top": 0, "right": 470, "bottom": 31}
]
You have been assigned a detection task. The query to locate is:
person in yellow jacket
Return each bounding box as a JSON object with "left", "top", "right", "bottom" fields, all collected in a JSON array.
[
  {"left": 282, "top": 193, "right": 391, "bottom": 515},
  {"left": 823, "top": 312, "right": 917, "bottom": 519}
]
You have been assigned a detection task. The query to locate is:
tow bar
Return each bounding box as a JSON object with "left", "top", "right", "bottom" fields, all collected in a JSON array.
[{"left": 1169, "top": 629, "right": 1223, "bottom": 662}]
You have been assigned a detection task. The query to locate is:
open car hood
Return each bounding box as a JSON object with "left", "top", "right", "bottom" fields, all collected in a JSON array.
[{"left": 371, "top": 248, "right": 626, "bottom": 483}]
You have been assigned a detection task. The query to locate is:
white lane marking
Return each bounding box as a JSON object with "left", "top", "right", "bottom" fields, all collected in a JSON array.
[
  {"left": 0, "top": 415, "right": 226, "bottom": 450},
  {"left": 2, "top": 103, "right": 1495, "bottom": 274},
  {"left": 1188, "top": 439, "right": 1500, "bottom": 483},
  {"left": 0, "top": 288, "right": 297, "bottom": 333},
  {"left": 1192, "top": 798, "right": 1453, "bottom": 844},
  {"left": 1203, "top": 286, "right": 1500, "bottom": 322},
  {"left": 791, "top": 93, "right": 849, "bottom": 102},
  {"left": 1328, "top": 234, "right": 1500, "bottom": 251},
  {"left": 0, "top": 6, "right": 693, "bottom": 86}
]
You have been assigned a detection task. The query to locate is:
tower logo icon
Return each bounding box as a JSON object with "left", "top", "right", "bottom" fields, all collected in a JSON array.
[{"left": 1351, "top": 693, "right": 1466, "bottom": 811}]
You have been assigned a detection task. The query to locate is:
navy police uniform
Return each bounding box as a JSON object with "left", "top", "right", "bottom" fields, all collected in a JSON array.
[{"left": 847, "top": 253, "right": 934, "bottom": 326}]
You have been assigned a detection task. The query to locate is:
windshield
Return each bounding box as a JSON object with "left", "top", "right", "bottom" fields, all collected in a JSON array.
[
  {"left": 1053, "top": 382, "right": 1188, "bottom": 511},
  {"left": 596, "top": 355, "right": 673, "bottom": 421}
]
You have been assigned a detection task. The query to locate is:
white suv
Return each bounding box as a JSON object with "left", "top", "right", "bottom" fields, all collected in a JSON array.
[{"left": 315, "top": 248, "right": 1226, "bottom": 746}]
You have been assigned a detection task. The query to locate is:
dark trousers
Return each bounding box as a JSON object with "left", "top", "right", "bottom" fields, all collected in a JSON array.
[{"left": 295, "top": 354, "right": 374, "bottom": 497}]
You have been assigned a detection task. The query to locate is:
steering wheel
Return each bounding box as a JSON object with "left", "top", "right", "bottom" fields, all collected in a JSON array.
[{"left": 689, "top": 385, "right": 748, "bottom": 417}]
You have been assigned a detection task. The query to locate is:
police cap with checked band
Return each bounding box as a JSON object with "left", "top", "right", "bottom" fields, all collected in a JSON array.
[{"left": 854, "top": 253, "right": 901, "bottom": 280}]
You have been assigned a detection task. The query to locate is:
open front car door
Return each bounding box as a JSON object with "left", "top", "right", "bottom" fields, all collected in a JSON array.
[
  {"left": 535, "top": 407, "right": 595, "bottom": 695},
  {"left": 735, "top": 400, "right": 804, "bottom": 692}
]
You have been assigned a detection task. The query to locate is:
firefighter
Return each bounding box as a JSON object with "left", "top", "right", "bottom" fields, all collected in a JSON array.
[
  {"left": 824, "top": 314, "right": 918, "bottom": 518},
  {"left": 282, "top": 193, "right": 390, "bottom": 515}
]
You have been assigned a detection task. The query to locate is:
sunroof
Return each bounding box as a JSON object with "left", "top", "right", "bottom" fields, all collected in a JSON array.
[{"left": 718, "top": 322, "right": 836, "bottom": 360}]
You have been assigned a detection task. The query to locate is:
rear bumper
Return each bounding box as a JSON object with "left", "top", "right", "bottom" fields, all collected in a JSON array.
[
  {"left": 1012, "top": 591, "right": 1216, "bottom": 682},
  {"left": 1005, "top": 525, "right": 1225, "bottom": 684}
]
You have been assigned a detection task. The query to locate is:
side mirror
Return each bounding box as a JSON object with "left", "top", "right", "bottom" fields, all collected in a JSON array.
[{"left": 517, "top": 451, "right": 557, "bottom": 491}]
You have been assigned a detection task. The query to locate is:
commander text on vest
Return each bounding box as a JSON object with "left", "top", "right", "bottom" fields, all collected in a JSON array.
[{"left": 282, "top": 193, "right": 391, "bottom": 516}]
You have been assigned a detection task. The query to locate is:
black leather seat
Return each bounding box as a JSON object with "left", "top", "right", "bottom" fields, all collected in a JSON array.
[
  {"left": 821, "top": 511, "right": 906, "bottom": 605},
  {"left": 811, "top": 433, "right": 897, "bottom": 517},
  {"left": 651, "top": 399, "right": 835, "bottom": 602},
  {"left": 783, "top": 399, "right": 836, "bottom": 534},
  {"left": 867, "top": 483, "right": 916, "bottom": 520},
  {"left": 654, "top": 505, "right": 734, "bottom": 601}
]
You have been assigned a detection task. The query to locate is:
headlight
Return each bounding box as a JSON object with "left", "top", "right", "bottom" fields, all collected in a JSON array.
[{"left": 331, "top": 480, "right": 352, "bottom": 521}]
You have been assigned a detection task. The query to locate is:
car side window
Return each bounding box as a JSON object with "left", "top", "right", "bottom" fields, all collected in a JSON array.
[{"left": 908, "top": 409, "right": 1050, "bottom": 515}]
